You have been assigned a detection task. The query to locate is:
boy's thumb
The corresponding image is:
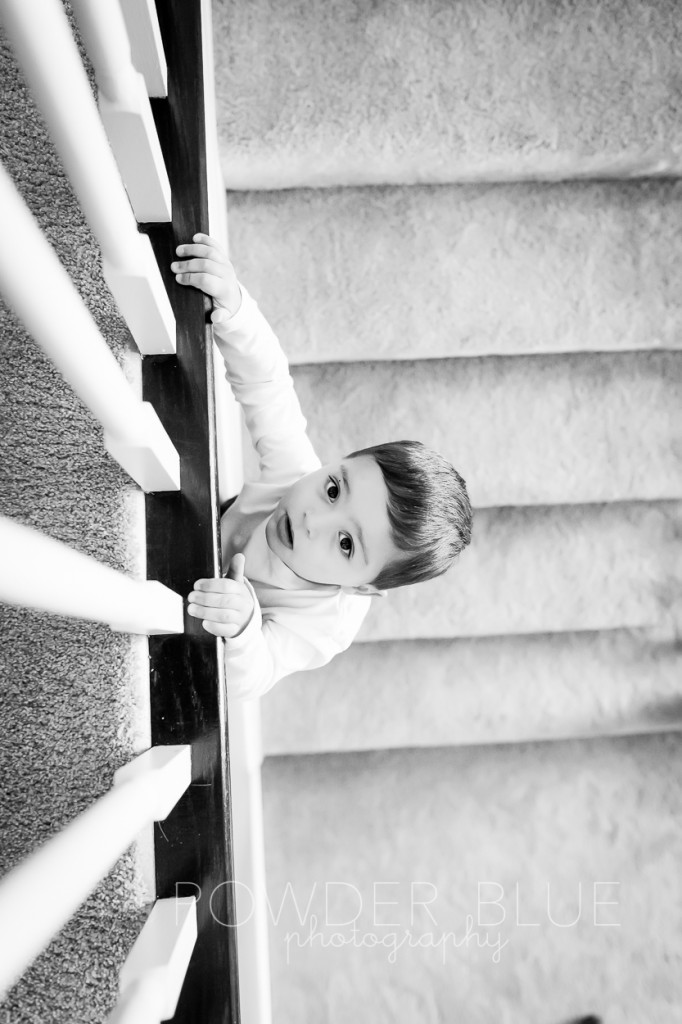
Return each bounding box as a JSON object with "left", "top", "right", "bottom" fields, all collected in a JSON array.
[{"left": 227, "top": 552, "right": 245, "bottom": 584}]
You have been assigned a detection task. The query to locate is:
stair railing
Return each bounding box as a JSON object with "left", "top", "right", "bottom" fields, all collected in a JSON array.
[
  {"left": 0, "top": 747, "right": 193, "bottom": 1006},
  {"left": 0, "top": 0, "right": 242, "bottom": 1020},
  {"left": 1, "top": 0, "right": 175, "bottom": 354},
  {"left": 0, "top": 164, "right": 180, "bottom": 493}
]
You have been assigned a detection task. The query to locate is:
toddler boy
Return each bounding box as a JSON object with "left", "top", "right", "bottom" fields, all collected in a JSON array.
[{"left": 172, "top": 234, "right": 472, "bottom": 699}]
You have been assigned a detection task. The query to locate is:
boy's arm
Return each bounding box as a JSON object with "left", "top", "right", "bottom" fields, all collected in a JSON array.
[
  {"left": 189, "top": 572, "right": 341, "bottom": 699},
  {"left": 172, "top": 233, "right": 318, "bottom": 480},
  {"left": 212, "top": 589, "right": 369, "bottom": 700},
  {"left": 221, "top": 612, "right": 340, "bottom": 700},
  {"left": 189, "top": 559, "right": 372, "bottom": 700},
  {"left": 175, "top": 234, "right": 350, "bottom": 694}
]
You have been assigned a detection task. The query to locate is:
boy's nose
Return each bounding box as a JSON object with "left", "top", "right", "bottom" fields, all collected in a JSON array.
[
  {"left": 304, "top": 509, "right": 327, "bottom": 538},
  {"left": 304, "top": 510, "right": 316, "bottom": 538}
]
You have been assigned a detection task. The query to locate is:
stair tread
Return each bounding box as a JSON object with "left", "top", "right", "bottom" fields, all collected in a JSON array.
[
  {"left": 262, "top": 627, "right": 682, "bottom": 755},
  {"left": 292, "top": 351, "right": 682, "bottom": 508},
  {"left": 228, "top": 180, "right": 682, "bottom": 363},
  {"left": 214, "top": 0, "right": 682, "bottom": 189},
  {"left": 357, "top": 501, "right": 680, "bottom": 641}
]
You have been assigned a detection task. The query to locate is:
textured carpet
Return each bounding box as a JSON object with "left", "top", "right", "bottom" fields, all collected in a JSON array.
[
  {"left": 262, "top": 735, "right": 682, "bottom": 1024},
  {"left": 261, "top": 627, "right": 682, "bottom": 755},
  {"left": 292, "top": 351, "right": 682, "bottom": 508},
  {"left": 227, "top": 180, "right": 682, "bottom": 363},
  {"left": 210, "top": 0, "right": 682, "bottom": 1019},
  {"left": 0, "top": 21, "right": 152, "bottom": 1024},
  {"left": 353, "top": 502, "right": 680, "bottom": 641},
  {"left": 213, "top": 0, "right": 682, "bottom": 188}
]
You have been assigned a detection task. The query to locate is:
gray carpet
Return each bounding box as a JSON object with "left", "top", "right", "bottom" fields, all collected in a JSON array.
[
  {"left": 0, "top": 20, "right": 151, "bottom": 1024},
  {"left": 227, "top": 181, "right": 682, "bottom": 363},
  {"left": 214, "top": 0, "right": 682, "bottom": 1018},
  {"left": 214, "top": 0, "right": 682, "bottom": 189}
]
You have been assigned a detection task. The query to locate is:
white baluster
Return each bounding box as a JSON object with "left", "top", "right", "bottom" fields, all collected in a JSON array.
[
  {"left": 119, "top": 0, "right": 168, "bottom": 98},
  {"left": 71, "top": 0, "right": 172, "bottom": 222},
  {"left": 0, "top": 746, "right": 192, "bottom": 998},
  {"left": 0, "top": 517, "right": 184, "bottom": 635},
  {"left": 0, "top": 0, "right": 176, "bottom": 354},
  {"left": 0, "top": 165, "right": 180, "bottom": 492},
  {"left": 107, "top": 898, "right": 198, "bottom": 1024}
]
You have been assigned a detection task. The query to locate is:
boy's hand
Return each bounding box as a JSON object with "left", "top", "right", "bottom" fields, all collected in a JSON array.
[
  {"left": 187, "top": 553, "right": 254, "bottom": 638},
  {"left": 171, "top": 233, "right": 242, "bottom": 315}
]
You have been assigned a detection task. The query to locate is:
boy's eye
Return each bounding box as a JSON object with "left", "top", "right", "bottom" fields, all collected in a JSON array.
[
  {"left": 339, "top": 533, "right": 353, "bottom": 559},
  {"left": 326, "top": 476, "right": 340, "bottom": 501}
]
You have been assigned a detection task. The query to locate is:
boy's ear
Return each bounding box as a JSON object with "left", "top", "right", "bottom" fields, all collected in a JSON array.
[{"left": 342, "top": 583, "right": 387, "bottom": 598}]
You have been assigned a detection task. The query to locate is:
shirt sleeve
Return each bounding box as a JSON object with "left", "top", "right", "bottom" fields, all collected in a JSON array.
[
  {"left": 211, "top": 286, "right": 320, "bottom": 485},
  {"left": 223, "top": 609, "right": 348, "bottom": 701},
  {"left": 222, "top": 582, "right": 371, "bottom": 701}
]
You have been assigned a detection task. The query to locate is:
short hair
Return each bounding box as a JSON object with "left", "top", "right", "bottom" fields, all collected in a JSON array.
[{"left": 347, "top": 440, "right": 472, "bottom": 590}]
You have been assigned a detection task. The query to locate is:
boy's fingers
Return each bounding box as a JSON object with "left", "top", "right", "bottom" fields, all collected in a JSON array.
[
  {"left": 171, "top": 257, "right": 223, "bottom": 274},
  {"left": 199, "top": 619, "right": 241, "bottom": 639},
  {"left": 227, "top": 553, "right": 246, "bottom": 584},
  {"left": 193, "top": 578, "right": 243, "bottom": 594},
  {"left": 192, "top": 232, "right": 222, "bottom": 249},
  {"left": 187, "top": 591, "right": 246, "bottom": 609},
  {"left": 174, "top": 272, "right": 224, "bottom": 295},
  {"left": 187, "top": 605, "right": 242, "bottom": 625},
  {"left": 174, "top": 239, "right": 225, "bottom": 262}
]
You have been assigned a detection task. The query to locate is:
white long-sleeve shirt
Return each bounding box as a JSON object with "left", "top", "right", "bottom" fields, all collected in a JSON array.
[{"left": 211, "top": 286, "right": 372, "bottom": 700}]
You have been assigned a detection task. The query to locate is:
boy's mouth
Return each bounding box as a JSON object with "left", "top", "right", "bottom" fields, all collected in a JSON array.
[{"left": 277, "top": 510, "right": 294, "bottom": 549}]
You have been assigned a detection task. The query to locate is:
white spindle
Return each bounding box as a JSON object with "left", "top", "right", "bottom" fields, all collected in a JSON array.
[
  {"left": 0, "top": 517, "right": 184, "bottom": 636},
  {"left": 0, "top": 164, "right": 180, "bottom": 493},
  {"left": 119, "top": 0, "right": 168, "bottom": 98},
  {"left": 0, "top": 0, "right": 176, "bottom": 354},
  {"left": 107, "top": 898, "right": 197, "bottom": 1024},
  {"left": 70, "top": 0, "right": 172, "bottom": 223},
  {"left": 0, "top": 746, "right": 192, "bottom": 999}
]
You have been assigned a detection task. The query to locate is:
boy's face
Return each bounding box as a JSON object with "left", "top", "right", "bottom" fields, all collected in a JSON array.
[{"left": 265, "top": 454, "right": 400, "bottom": 591}]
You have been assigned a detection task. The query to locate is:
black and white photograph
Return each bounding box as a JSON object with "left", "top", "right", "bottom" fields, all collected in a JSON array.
[{"left": 0, "top": 1, "right": 681, "bottom": 1022}]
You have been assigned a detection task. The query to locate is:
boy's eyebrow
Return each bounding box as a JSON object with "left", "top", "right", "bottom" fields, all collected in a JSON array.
[{"left": 341, "top": 465, "right": 368, "bottom": 565}]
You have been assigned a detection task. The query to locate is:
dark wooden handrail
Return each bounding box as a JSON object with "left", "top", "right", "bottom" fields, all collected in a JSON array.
[{"left": 142, "top": 3, "right": 240, "bottom": 1021}]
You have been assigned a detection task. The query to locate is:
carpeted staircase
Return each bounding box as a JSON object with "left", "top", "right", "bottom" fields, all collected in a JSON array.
[
  {"left": 213, "top": 0, "right": 682, "bottom": 1021},
  {"left": 2, "top": 0, "right": 682, "bottom": 1021}
]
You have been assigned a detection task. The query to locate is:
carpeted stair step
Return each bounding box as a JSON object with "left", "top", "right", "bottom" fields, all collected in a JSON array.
[
  {"left": 261, "top": 734, "right": 682, "bottom": 1021},
  {"left": 227, "top": 180, "right": 682, "bottom": 364},
  {"left": 213, "top": 0, "right": 682, "bottom": 190},
  {"left": 356, "top": 502, "right": 680, "bottom": 642},
  {"left": 260, "top": 627, "right": 682, "bottom": 756},
  {"left": 290, "top": 351, "right": 682, "bottom": 509}
]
